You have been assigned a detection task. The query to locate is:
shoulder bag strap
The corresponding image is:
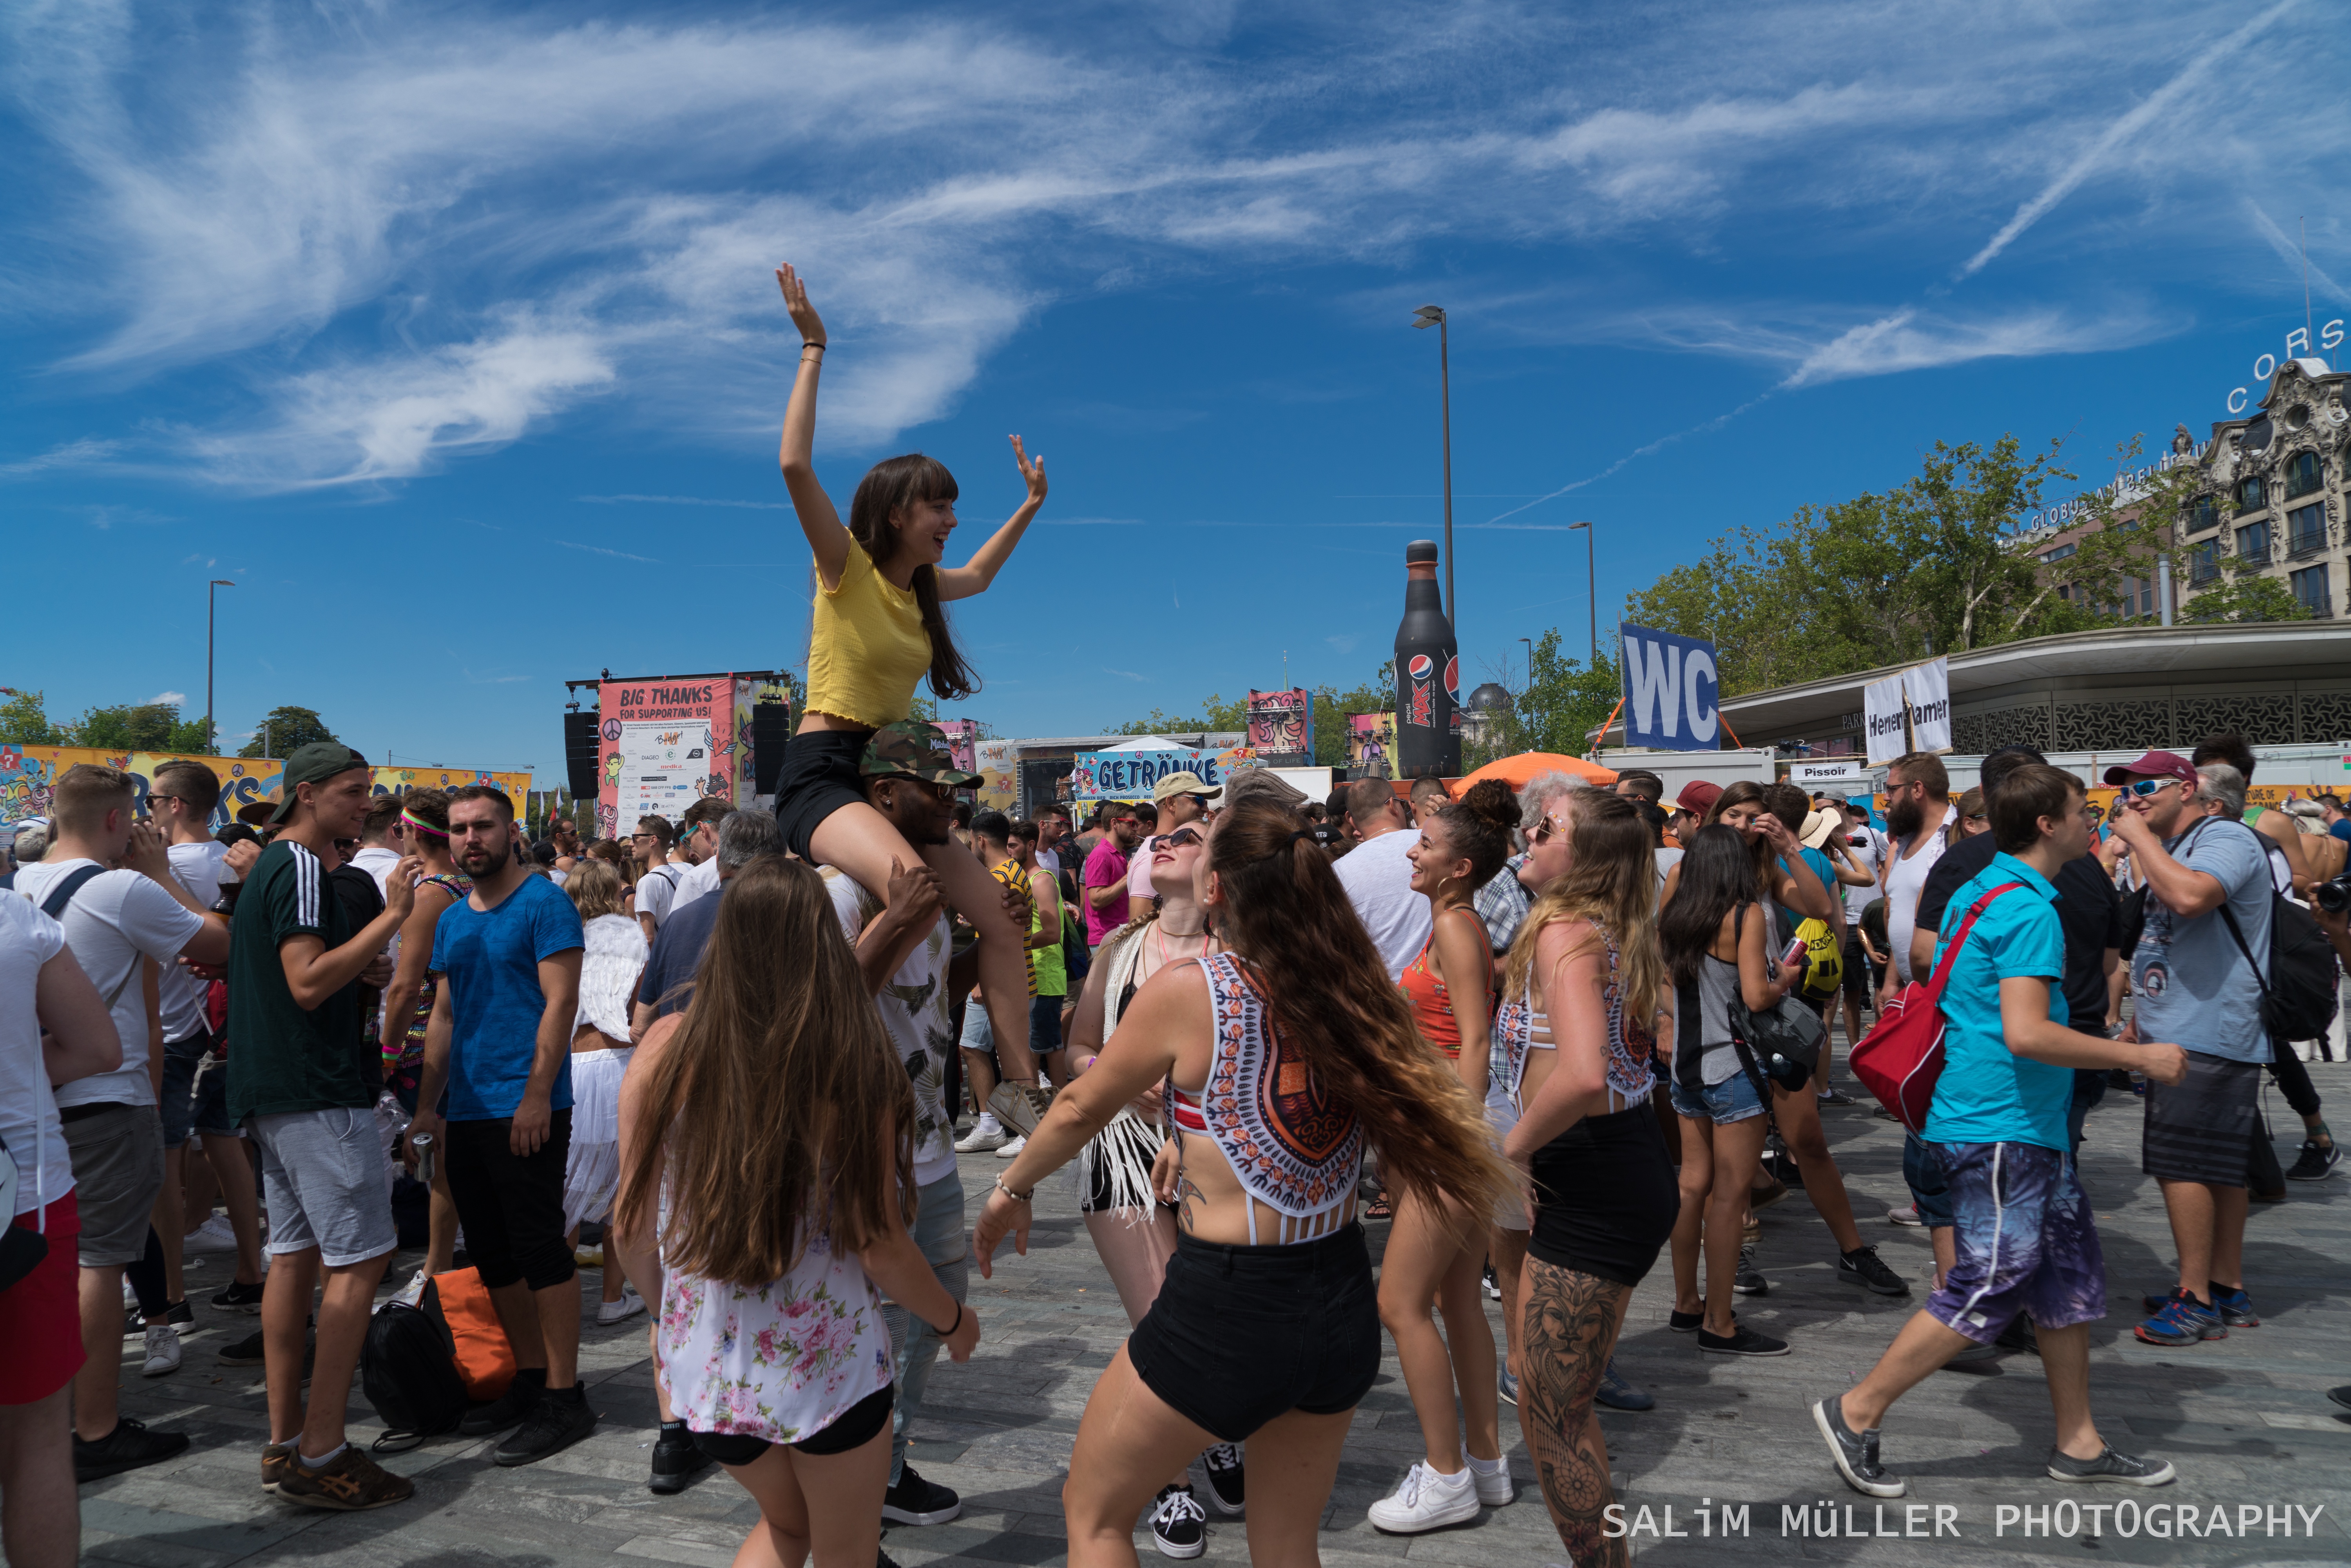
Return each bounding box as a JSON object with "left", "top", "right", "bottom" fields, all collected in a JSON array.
[
  {"left": 37, "top": 864, "right": 106, "bottom": 921},
  {"left": 2161, "top": 818, "right": 2271, "bottom": 996},
  {"left": 1921, "top": 881, "right": 2027, "bottom": 1003}
]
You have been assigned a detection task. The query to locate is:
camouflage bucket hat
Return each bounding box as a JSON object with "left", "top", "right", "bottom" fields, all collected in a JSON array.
[{"left": 860, "top": 721, "right": 982, "bottom": 788}]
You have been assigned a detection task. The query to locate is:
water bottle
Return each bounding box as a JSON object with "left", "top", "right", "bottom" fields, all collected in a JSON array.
[{"left": 1393, "top": 540, "right": 1461, "bottom": 779}]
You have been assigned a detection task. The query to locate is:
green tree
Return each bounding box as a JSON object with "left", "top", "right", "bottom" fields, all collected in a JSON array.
[
  {"left": 238, "top": 705, "right": 340, "bottom": 758},
  {"left": 65, "top": 703, "right": 183, "bottom": 751},
  {"left": 2181, "top": 563, "right": 2311, "bottom": 625},
  {"left": 0, "top": 689, "right": 60, "bottom": 745},
  {"left": 1464, "top": 632, "right": 1620, "bottom": 768}
]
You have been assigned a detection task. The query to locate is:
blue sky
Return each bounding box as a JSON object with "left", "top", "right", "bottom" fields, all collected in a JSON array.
[{"left": 6, "top": 0, "right": 2347, "bottom": 785}]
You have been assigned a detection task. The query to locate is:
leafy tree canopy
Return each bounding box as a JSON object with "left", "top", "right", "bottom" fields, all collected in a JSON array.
[
  {"left": 238, "top": 705, "right": 340, "bottom": 759},
  {"left": 0, "top": 690, "right": 60, "bottom": 746}
]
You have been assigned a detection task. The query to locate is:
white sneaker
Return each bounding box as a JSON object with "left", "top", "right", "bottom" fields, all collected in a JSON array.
[
  {"left": 955, "top": 1122, "right": 1008, "bottom": 1153},
  {"left": 141, "top": 1323, "right": 182, "bottom": 1377},
  {"left": 389, "top": 1270, "right": 429, "bottom": 1309},
  {"left": 184, "top": 1215, "right": 239, "bottom": 1253},
  {"left": 1367, "top": 1461, "right": 1480, "bottom": 1533},
  {"left": 1460, "top": 1450, "right": 1514, "bottom": 1506},
  {"left": 995, "top": 1135, "right": 1027, "bottom": 1159},
  {"left": 598, "top": 1285, "right": 647, "bottom": 1326},
  {"left": 121, "top": 1277, "right": 139, "bottom": 1312}
]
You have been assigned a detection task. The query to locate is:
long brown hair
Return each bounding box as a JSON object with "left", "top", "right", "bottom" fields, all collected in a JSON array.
[
  {"left": 848, "top": 453, "right": 977, "bottom": 701},
  {"left": 1504, "top": 793, "right": 1665, "bottom": 1027},
  {"left": 616, "top": 858, "right": 911, "bottom": 1286},
  {"left": 1205, "top": 800, "right": 1511, "bottom": 1221},
  {"left": 1704, "top": 778, "right": 1780, "bottom": 891}
]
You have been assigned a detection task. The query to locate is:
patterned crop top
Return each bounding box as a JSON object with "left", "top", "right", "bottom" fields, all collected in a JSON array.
[
  {"left": 1166, "top": 954, "right": 1363, "bottom": 1245},
  {"left": 1490, "top": 921, "right": 1657, "bottom": 1118}
]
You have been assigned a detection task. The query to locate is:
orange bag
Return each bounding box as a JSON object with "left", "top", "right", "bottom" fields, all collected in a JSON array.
[{"left": 422, "top": 1267, "right": 516, "bottom": 1401}]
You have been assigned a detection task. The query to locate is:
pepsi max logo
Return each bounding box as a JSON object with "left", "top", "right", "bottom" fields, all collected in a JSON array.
[
  {"left": 1443, "top": 655, "right": 1458, "bottom": 700},
  {"left": 1407, "top": 654, "right": 1433, "bottom": 680}
]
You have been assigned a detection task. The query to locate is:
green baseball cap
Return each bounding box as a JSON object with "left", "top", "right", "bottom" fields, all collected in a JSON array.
[
  {"left": 860, "top": 721, "right": 981, "bottom": 787},
  {"left": 271, "top": 741, "right": 370, "bottom": 823}
]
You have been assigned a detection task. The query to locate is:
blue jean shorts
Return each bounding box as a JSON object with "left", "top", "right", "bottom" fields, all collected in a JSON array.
[
  {"left": 1904, "top": 1131, "right": 1954, "bottom": 1229},
  {"left": 159, "top": 1033, "right": 237, "bottom": 1148},
  {"left": 1925, "top": 1141, "right": 2105, "bottom": 1343},
  {"left": 1669, "top": 1069, "right": 1766, "bottom": 1126}
]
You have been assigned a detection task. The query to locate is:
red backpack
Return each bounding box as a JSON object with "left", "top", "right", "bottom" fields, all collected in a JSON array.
[{"left": 1850, "top": 882, "right": 2023, "bottom": 1132}]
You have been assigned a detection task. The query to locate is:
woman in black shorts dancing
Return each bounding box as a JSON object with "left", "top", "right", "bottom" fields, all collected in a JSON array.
[{"left": 975, "top": 800, "right": 1511, "bottom": 1567}]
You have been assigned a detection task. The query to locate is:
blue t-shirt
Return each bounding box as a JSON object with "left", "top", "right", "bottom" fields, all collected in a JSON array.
[
  {"left": 2331, "top": 819, "right": 2351, "bottom": 846},
  {"left": 2128, "top": 817, "right": 2273, "bottom": 1064},
  {"left": 429, "top": 875, "right": 585, "bottom": 1121},
  {"left": 1795, "top": 848, "right": 1838, "bottom": 916},
  {"left": 1924, "top": 851, "right": 2072, "bottom": 1152}
]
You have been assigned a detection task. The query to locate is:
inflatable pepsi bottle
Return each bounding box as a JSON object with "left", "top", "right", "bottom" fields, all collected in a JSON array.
[{"left": 1394, "top": 540, "right": 1460, "bottom": 778}]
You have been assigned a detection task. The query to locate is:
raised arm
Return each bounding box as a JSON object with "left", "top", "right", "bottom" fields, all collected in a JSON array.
[
  {"left": 775, "top": 264, "right": 850, "bottom": 589},
  {"left": 933, "top": 436, "right": 1047, "bottom": 602}
]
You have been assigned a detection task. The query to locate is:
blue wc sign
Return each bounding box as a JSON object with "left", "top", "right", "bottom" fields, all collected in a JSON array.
[{"left": 1618, "top": 623, "right": 1722, "bottom": 751}]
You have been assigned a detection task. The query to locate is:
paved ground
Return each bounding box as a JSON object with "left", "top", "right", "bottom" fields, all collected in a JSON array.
[{"left": 85, "top": 1060, "right": 2351, "bottom": 1567}]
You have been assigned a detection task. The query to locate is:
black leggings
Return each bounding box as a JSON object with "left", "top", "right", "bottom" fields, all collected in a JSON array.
[
  {"left": 126, "top": 1226, "right": 170, "bottom": 1314},
  {"left": 2269, "top": 1033, "right": 2322, "bottom": 1120}
]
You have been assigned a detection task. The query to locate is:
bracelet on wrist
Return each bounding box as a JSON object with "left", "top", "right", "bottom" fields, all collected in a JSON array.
[
  {"left": 994, "top": 1176, "right": 1033, "bottom": 1204},
  {"left": 931, "top": 1300, "right": 964, "bottom": 1338}
]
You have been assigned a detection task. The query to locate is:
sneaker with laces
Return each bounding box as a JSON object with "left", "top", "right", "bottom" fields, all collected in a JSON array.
[
  {"left": 2045, "top": 1445, "right": 2175, "bottom": 1486},
  {"left": 1733, "top": 1244, "right": 1769, "bottom": 1296},
  {"left": 883, "top": 1462, "right": 962, "bottom": 1524},
  {"left": 73, "top": 1417, "right": 191, "bottom": 1483},
  {"left": 1199, "top": 1441, "right": 1244, "bottom": 1514},
  {"left": 260, "top": 1442, "right": 295, "bottom": 1492},
  {"left": 597, "top": 1285, "right": 647, "bottom": 1325},
  {"left": 184, "top": 1214, "right": 241, "bottom": 1253},
  {"left": 2135, "top": 1289, "right": 2225, "bottom": 1346},
  {"left": 954, "top": 1121, "right": 1008, "bottom": 1153},
  {"left": 1150, "top": 1482, "right": 1208, "bottom": 1558},
  {"left": 141, "top": 1322, "right": 183, "bottom": 1377},
  {"left": 995, "top": 1134, "right": 1027, "bottom": 1158},
  {"left": 1811, "top": 1396, "right": 1904, "bottom": 1498},
  {"left": 493, "top": 1385, "right": 598, "bottom": 1467},
  {"left": 1498, "top": 1365, "right": 1520, "bottom": 1405},
  {"left": 1367, "top": 1461, "right": 1481, "bottom": 1533},
  {"left": 985, "top": 1083, "right": 1046, "bottom": 1137},
  {"left": 277, "top": 1445, "right": 416, "bottom": 1510},
  {"left": 1817, "top": 1088, "right": 1857, "bottom": 1106},
  {"left": 1594, "top": 1359, "right": 1654, "bottom": 1410},
  {"left": 2288, "top": 1140, "right": 2340, "bottom": 1181},
  {"left": 2141, "top": 1284, "right": 2256, "bottom": 1327},
  {"left": 1697, "top": 1322, "right": 1789, "bottom": 1356},
  {"left": 1886, "top": 1204, "right": 1923, "bottom": 1227},
  {"left": 124, "top": 1298, "right": 194, "bottom": 1340},
  {"left": 1837, "top": 1245, "right": 1909, "bottom": 1296},
  {"left": 1459, "top": 1452, "right": 1513, "bottom": 1506},
  {"left": 647, "top": 1425, "right": 713, "bottom": 1495},
  {"left": 212, "top": 1278, "right": 267, "bottom": 1312}
]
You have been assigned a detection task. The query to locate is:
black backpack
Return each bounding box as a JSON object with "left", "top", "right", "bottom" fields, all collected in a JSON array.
[{"left": 360, "top": 1301, "right": 469, "bottom": 1452}]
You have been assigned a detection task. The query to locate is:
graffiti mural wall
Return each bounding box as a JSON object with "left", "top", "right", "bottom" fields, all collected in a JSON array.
[
  {"left": 1245, "top": 690, "right": 1314, "bottom": 768},
  {"left": 0, "top": 747, "right": 529, "bottom": 831}
]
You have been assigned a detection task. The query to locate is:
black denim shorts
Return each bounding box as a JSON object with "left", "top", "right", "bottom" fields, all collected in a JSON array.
[
  {"left": 690, "top": 1383, "right": 894, "bottom": 1465},
  {"left": 1126, "top": 1222, "right": 1380, "bottom": 1442},
  {"left": 773, "top": 730, "right": 871, "bottom": 861}
]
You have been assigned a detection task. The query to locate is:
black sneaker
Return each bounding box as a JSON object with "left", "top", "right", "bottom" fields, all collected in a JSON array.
[
  {"left": 1837, "top": 1245, "right": 1909, "bottom": 1297},
  {"left": 493, "top": 1384, "right": 598, "bottom": 1467},
  {"left": 1150, "top": 1483, "right": 1208, "bottom": 1559},
  {"left": 212, "top": 1279, "right": 267, "bottom": 1313},
  {"left": 1733, "top": 1244, "right": 1770, "bottom": 1296},
  {"left": 461, "top": 1368, "right": 547, "bottom": 1436},
  {"left": 882, "top": 1462, "right": 961, "bottom": 1525},
  {"left": 2327, "top": 1385, "right": 2351, "bottom": 1414},
  {"left": 1811, "top": 1396, "right": 1904, "bottom": 1498},
  {"left": 2045, "top": 1445, "right": 2175, "bottom": 1486},
  {"left": 1200, "top": 1441, "right": 1244, "bottom": 1514},
  {"left": 2288, "top": 1140, "right": 2340, "bottom": 1181},
  {"left": 1697, "top": 1323, "right": 1789, "bottom": 1357},
  {"left": 648, "top": 1425, "right": 712, "bottom": 1495},
  {"left": 1668, "top": 1309, "right": 1704, "bottom": 1333},
  {"left": 125, "top": 1298, "right": 194, "bottom": 1338},
  {"left": 74, "top": 1417, "right": 191, "bottom": 1483},
  {"left": 219, "top": 1328, "right": 313, "bottom": 1379}
]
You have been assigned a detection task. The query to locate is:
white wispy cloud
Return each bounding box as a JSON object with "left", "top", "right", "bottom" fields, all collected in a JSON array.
[
  {"left": 1103, "top": 666, "right": 1150, "bottom": 682},
  {"left": 578, "top": 494, "right": 790, "bottom": 511},
  {"left": 556, "top": 540, "right": 659, "bottom": 563},
  {"left": 146, "top": 690, "right": 187, "bottom": 706},
  {"left": 0, "top": 437, "right": 122, "bottom": 476}
]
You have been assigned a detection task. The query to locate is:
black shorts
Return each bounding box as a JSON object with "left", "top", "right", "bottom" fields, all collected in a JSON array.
[
  {"left": 2143, "top": 1052, "right": 2262, "bottom": 1187},
  {"left": 1840, "top": 934, "right": 1872, "bottom": 1000},
  {"left": 1127, "top": 1223, "right": 1380, "bottom": 1442},
  {"left": 690, "top": 1384, "right": 894, "bottom": 1465},
  {"left": 774, "top": 729, "right": 871, "bottom": 861},
  {"left": 1527, "top": 1103, "right": 1679, "bottom": 1288},
  {"left": 444, "top": 1110, "right": 575, "bottom": 1292}
]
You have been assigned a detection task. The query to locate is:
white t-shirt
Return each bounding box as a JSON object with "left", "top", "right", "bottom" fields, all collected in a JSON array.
[
  {"left": 1838, "top": 827, "right": 1887, "bottom": 922},
  {"left": 159, "top": 840, "right": 229, "bottom": 1042},
  {"left": 14, "top": 858, "right": 203, "bottom": 1109},
  {"left": 350, "top": 844, "right": 401, "bottom": 902},
  {"left": 1882, "top": 827, "right": 1949, "bottom": 988},
  {"left": 822, "top": 868, "right": 958, "bottom": 1187},
  {"left": 1333, "top": 827, "right": 1431, "bottom": 981},
  {"left": 0, "top": 895, "right": 74, "bottom": 1218},
  {"left": 1037, "top": 847, "right": 1063, "bottom": 879},
  {"left": 669, "top": 856, "right": 723, "bottom": 919},
  {"left": 635, "top": 863, "right": 681, "bottom": 928}
]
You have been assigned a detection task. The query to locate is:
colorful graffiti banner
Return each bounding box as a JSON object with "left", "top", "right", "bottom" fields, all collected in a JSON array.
[
  {"left": 593, "top": 675, "right": 781, "bottom": 843},
  {"left": 1348, "top": 712, "right": 1396, "bottom": 776},
  {"left": 1070, "top": 746, "right": 1256, "bottom": 802},
  {"left": 974, "top": 739, "right": 1020, "bottom": 815},
  {"left": 0, "top": 747, "right": 529, "bottom": 832},
  {"left": 1245, "top": 689, "right": 1314, "bottom": 767},
  {"left": 936, "top": 719, "right": 981, "bottom": 777}
]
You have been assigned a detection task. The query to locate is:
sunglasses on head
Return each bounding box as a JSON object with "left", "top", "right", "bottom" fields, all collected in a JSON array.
[{"left": 2122, "top": 778, "right": 2179, "bottom": 797}]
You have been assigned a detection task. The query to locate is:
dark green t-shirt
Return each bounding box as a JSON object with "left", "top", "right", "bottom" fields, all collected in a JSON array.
[{"left": 226, "top": 839, "right": 373, "bottom": 1121}]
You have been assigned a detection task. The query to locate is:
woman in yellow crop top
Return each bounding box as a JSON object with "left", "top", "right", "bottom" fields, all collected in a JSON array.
[{"left": 773, "top": 263, "right": 1051, "bottom": 1125}]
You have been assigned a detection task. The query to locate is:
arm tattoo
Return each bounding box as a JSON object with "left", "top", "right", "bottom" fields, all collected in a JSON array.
[{"left": 1520, "top": 1257, "right": 1634, "bottom": 1567}]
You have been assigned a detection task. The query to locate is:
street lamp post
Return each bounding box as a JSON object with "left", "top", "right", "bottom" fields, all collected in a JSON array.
[
  {"left": 206, "top": 579, "right": 235, "bottom": 754},
  {"left": 1411, "top": 305, "right": 1455, "bottom": 625},
  {"left": 1568, "top": 521, "right": 1596, "bottom": 667}
]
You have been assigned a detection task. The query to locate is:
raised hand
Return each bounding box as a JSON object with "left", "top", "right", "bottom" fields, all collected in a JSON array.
[
  {"left": 1009, "top": 435, "right": 1047, "bottom": 507},
  {"left": 776, "top": 263, "right": 826, "bottom": 348}
]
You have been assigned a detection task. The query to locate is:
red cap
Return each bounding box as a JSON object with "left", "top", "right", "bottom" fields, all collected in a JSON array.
[
  {"left": 1676, "top": 780, "right": 1723, "bottom": 817},
  {"left": 2101, "top": 750, "right": 2197, "bottom": 788}
]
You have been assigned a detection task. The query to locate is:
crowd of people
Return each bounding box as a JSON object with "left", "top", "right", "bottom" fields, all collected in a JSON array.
[{"left": 0, "top": 254, "right": 2343, "bottom": 1568}]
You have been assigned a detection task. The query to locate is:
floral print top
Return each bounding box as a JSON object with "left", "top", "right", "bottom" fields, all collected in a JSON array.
[{"left": 658, "top": 1209, "right": 893, "bottom": 1445}]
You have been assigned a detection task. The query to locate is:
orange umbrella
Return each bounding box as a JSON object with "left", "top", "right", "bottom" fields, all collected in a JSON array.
[{"left": 1456, "top": 753, "right": 1619, "bottom": 791}]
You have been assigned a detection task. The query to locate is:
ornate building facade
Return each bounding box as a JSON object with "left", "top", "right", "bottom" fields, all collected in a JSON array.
[{"left": 2191, "top": 357, "right": 2351, "bottom": 617}]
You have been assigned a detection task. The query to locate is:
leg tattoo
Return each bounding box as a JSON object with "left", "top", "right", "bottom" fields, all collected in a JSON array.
[{"left": 1521, "top": 1258, "right": 1633, "bottom": 1567}]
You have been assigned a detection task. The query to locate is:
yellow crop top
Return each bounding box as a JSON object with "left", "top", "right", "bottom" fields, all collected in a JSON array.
[{"left": 805, "top": 538, "right": 933, "bottom": 728}]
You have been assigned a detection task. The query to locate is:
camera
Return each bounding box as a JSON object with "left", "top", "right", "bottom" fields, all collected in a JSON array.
[{"left": 2317, "top": 874, "right": 2351, "bottom": 916}]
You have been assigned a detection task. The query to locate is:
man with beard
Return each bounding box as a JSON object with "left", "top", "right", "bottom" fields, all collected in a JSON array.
[
  {"left": 1880, "top": 753, "right": 1953, "bottom": 999},
  {"left": 408, "top": 786, "right": 591, "bottom": 1467},
  {"left": 819, "top": 721, "right": 979, "bottom": 1532}
]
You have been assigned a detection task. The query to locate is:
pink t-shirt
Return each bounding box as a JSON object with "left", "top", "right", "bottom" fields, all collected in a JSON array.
[
  {"left": 1084, "top": 839, "right": 1131, "bottom": 944},
  {"left": 1127, "top": 835, "right": 1159, "bottom": 902}
]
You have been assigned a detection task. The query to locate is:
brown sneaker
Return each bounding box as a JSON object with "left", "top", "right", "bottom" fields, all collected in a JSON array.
[
  {"left": 277, "top": 1446, "right": 415, "bottom": 1511},
  {"left": 261, "top": 1442, "right": 295, "bottom": 1492}
]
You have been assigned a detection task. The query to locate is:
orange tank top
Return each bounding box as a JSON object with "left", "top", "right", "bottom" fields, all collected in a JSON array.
[{"left": 1399, "top": 908, "right": 1492, "bottom": 1059}]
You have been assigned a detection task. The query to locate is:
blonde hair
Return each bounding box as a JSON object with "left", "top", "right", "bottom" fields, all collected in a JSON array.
[
  {"left": 53, "top": 764, "right": 135, "bottom": 835},
  {"left": 565, "top": 858, "right": 627, "bottom": 922},
  {"left": 1505, "top": 793, "right": 1665, "bottom": 1030}
]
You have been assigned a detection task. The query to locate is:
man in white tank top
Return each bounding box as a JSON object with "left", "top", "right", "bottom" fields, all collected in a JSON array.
[{"left": 1882, "top": 752, "right": 1953, "bottom": 994}]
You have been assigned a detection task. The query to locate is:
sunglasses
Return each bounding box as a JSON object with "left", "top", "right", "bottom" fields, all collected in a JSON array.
[
  {"left": 2121, "top": 779, "right": 2179, "bottom": 798},
  {"left": 1158, "top": 827, "right": 1204, "bottom": 850},
  {"left": 1527, "top": 813, "right": 1572, "bottom": 845}
]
